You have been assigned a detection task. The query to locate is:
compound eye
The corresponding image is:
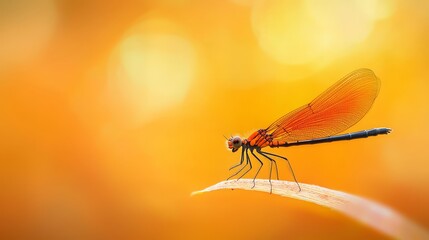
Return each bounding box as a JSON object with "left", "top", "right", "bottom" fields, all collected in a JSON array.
[{"left": 232, "top": 137, "right": 242, "bottom": 148}]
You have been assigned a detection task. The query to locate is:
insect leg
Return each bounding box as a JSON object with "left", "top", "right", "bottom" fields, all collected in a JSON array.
[
  {"left": 229, "top": 147, "right": 245, "bottom": 170},
  {"left": 250, "top": 148, "right": 264, "bottom": 189},
  {"left": 259, "top": 151, "right": 301, "bottom": 192},
  {"left": 236, "top": 148, "right": 253, "bottom": 180},
  {"left": 257, "top": 149, "right": 279, "bottom": 181},
  {"left": 227, "top": 147, "right": 248, "bottom": 180},
  {"left": 256, "top": 150, "right": 281, "bottom": 194}
]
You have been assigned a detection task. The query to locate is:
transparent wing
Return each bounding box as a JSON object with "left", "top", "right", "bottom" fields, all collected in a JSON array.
[{"left": 266, "top": 68, "right": 380, "bottom": 142}]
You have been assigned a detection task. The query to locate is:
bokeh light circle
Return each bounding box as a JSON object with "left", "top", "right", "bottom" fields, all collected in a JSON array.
[
  {"left": 108, "top": 18, "right": 196, "bottom": 126},
  {"left": 251, "top": 0, "right": 328, "bottom": 65},
  {"left": 251, "top": 0, "right": 396, "bottom": 66}
]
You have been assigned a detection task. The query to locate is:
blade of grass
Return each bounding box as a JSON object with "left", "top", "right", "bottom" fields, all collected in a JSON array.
[{"left": 192, "top": 179, "right": 429, "bottom": 239}]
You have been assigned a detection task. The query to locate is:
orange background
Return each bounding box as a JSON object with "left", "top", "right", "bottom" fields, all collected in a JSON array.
[{"left": 1, "top": 0, "right": 428, "bottom": 239}]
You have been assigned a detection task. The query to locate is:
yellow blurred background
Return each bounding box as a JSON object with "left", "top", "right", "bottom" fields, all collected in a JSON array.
[{"left": 1, "top": 0, "right": 428, "bottom": 239}]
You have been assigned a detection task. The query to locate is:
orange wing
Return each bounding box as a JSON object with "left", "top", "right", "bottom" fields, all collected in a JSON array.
[{"left": 266, "top": 68, "right": 380, "bottom": 142}]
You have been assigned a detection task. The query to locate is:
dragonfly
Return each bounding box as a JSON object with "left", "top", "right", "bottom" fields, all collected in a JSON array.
[{"left": 226, "top": 68, "right": 391, "bottom": 192}]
